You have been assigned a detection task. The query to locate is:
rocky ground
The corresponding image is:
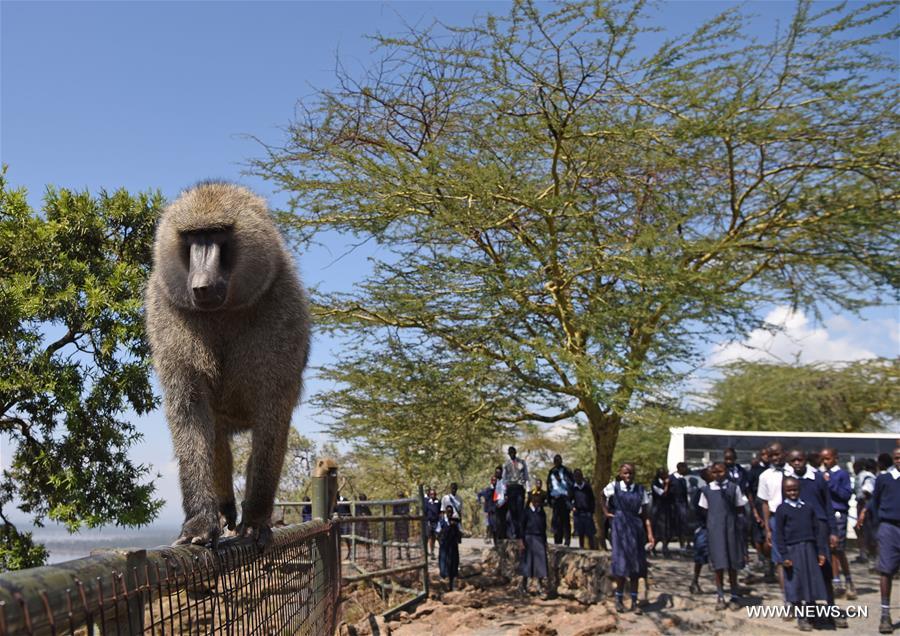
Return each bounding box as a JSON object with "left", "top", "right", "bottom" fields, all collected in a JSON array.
[{"left": 343, "top": 538, "right": 889, "bottom": 635}]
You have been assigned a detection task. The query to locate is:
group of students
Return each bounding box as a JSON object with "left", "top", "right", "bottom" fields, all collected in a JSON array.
[
  {"left": 604, "top": 443, "right": 900, "bottom": 633},
  {"left": 475, "top": 449, "right": 599, "bottom": 549}
]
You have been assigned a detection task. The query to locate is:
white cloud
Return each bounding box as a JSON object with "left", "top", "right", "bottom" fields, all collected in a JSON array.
[{"left": 708, "top": 305, "right": 884, "bottom": 367}]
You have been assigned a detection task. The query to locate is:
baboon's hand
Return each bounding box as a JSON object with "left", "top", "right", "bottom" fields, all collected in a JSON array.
[
  {"left": 174, "top": 511, "right": 221, "bottom": 547},
  {"left": 237, "top": 522, "right": 274, "bottom": 552}
]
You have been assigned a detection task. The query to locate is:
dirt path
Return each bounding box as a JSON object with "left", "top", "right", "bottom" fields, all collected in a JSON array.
[{"left": 383, "top": 539, "right": 888, "bottom": 635}]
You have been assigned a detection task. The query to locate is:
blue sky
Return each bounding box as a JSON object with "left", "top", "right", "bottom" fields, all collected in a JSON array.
[{"left": 2, "top": 1, "right": 897, "bottom": 526}]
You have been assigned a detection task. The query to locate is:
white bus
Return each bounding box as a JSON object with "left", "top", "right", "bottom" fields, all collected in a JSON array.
[{"left": 667, "top": 426, "right": 899, "bottom": 473}]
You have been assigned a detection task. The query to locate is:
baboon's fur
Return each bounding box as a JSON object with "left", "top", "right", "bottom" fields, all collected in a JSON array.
[{"left": 146, "top": 182, "right": 310, "bottom": 546}]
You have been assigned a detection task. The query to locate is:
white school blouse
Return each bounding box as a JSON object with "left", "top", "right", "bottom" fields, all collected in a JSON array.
[
  {"left": 697, "top": 480, "right": 748, "bottom": 510},
  {"left": 602, "top": 480, "right": 651, "bottom": 506},
  {"left": 756, "top": 465, "right": 794, "bottom": 513}
]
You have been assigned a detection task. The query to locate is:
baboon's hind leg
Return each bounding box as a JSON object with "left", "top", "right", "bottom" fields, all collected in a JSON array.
[
  {"left": 213, "top": 428, "right": 237, "bottom": 531},
  {"left": 238, "top": 416, "right": 290, "bottom": 550}
]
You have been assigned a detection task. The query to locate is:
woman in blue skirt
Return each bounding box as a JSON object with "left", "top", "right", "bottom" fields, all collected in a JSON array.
[
  {"left": 775, "top": 477, "right": 828, "bottom": 632},
  {"left": 699, "top": 461, "right": 748, "bottom": 610},
  {"left": 602, "top": 462, "right": 654, "bottom": 614},
  {"left": 519, "top": 491, "right": 550, "bottom": 596}
]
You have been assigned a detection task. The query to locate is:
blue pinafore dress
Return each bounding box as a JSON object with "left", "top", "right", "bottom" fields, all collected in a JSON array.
[{"left": 611, "top": 483, "right": 649, "bottom": 578}]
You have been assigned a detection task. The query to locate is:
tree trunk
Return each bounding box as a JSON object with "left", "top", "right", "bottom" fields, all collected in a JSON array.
[{"left": 583, "top": 400, "right": 621, "bottom": 549}]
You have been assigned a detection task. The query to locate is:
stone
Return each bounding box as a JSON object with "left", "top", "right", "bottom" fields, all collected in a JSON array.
[
  {"left": 571, "top": 615, "right": 617, "bottom": 636},
  {"left": 483, "top": 540, "right": 610, "bottom": 604},
  {"left": 459, "top": 562, "right": 484, "bottom": 578},
  {"left": 518, "top": 623, "right": 558, "bottom": 636}
]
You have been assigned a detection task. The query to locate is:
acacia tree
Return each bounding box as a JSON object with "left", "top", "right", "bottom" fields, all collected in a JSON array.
[
  {"left": 697, "top": 358, "right": 900, "bottom": 432},
  {"left": 252, "top": 1, "right": 899, "bottom": 526},
  {"left": 0, "top": 170, "right": 164, "bottom": 569}
]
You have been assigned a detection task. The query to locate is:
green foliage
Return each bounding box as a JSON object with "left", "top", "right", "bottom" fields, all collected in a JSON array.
[
  {"left": 0, "top": 168, "right": 165, "bottom": 570},
  {"left": 697, "top": 358, "right": 899, "bottom": 432},
  {"left": 0, "top": 524, "right": 47, "bottom": 571},
  {"left": 252, "top": 1, "right": 899, "bottom": 497},
  {"left": 315, "top": 340, "right": 516, "bottom": 490}
]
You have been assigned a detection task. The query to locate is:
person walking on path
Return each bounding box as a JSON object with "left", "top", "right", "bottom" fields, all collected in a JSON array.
[
  {"left": 572, "top": 469, "right": 597, "bottom": 549},
  {"left": 424, "top": 488, "right": 441, "bottom": 559},
  {"left": 789, "top": 449, "right": 847, "bottom": 628},
  {"left": 503, "top": 446, "right": 529, "bottom": 539},
  {"left": 519, "top": 491, "right": 550, "bottom": 597},
  {"left": 436, "top": 505, "right": 462, "bottom": 591},
  {"left": 478, "top": 476, "right": 499, "bottom": 544},
  {"left": 698, "top": 461, "right": 748, "bottom": 611},
  {"left": 548, "top": 454, "right": 574, "bottom": 546},
  {"left": 858, "top": 447, "right": 900, "bottom": 634},
  {"left": 821, "top": 447, "right": 856, "bottom": 600},
  {"left": 602, "top": 462, "right": 654, "bottom": 615},
  {"left": 774, "top": 477, "right": 829, "bottom": 632}
]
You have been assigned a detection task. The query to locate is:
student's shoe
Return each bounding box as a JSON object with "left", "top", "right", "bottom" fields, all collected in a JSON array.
[
  {"left": 715, "top": 597, "right": 727, "bottom": 611},
  {"left": 615, "top": 597, "right": 626, "bottom": 613},
  {"left": 834, "top": 585, "right": 846, "bottom": 598},
  {"left": 518, "top": 578, "right": 528, "bottom": 594},
  {"left": 880, "top": 615, "right": 894, "bottom": 634},
  {"left": 631, "top": 599, "right": 642, "bottom": 615},
  {"left": 689, "top": 581, "right": 702, "bottom": 594},
  {"left": 845, "top": 581, "right": 857, "bottom": 600},
  {"left": 798, "top": 618, "right": 813, "bottom": 632},
  {"left": 727, "top": 598, "right": 741, "bottom": 611}
]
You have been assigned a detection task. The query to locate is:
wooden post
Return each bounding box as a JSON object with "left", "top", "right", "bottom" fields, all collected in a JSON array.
[
  {"left": 89, "top": 548, "right": 147, "bottom": 635},
  {"left": 311, "top": 458, "right": 338, "bottom": 521},
  {"left": 310, "top": 459, "right": 338, "bottom": 634}
]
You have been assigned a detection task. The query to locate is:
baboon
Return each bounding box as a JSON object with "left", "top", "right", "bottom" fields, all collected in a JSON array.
[{"left": 145, "top": 181, "right": 310, "bottom": 548}]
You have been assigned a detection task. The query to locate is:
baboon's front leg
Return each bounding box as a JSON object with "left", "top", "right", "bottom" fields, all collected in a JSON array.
[
  {"left": 239, "top": 417, "right": 290, "bottom": 550},
  {"left": 168, "top": 393, "right": 221, "bottom": 547}
]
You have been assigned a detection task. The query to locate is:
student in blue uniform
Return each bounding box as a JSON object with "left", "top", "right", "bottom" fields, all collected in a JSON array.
[
  {"left": 774, "top": 477, "right": 828, "bottom": 632},
  {"left": 436, "top": 504, "right": 462, "bottom": 591},
  {"left": 748, "top": 448, "right": 771, "bottom": 575},
  {"left": 651, "top": 467, "right": 674, "bottom": 557},
  {"left": 519, "top": 492, "right": 550, "bottom": 596},
  {"left": 571, "top": 469, "right": 597, "bottom": 549},
  {"left": 724, "top": 448, "right": 750, "bottom": 572},
  {"left": 698, "top": 461, "right": 748, "bottom": 610},
  {"left": 548, "top": 455, "right": 574, "bottom": 546},
  {"left": 821, "top": 447, "right": 856, "bottom": 599},
  {"left": 602, "top": 462, "right": 654, "bottom": 614},
  {"left": 787, "top": 449, "right": 848, "bottom": 629},
  {"left": 668, "top": 463, "right": 692, "bottom": 552},
  {"left": 689, "top": 466, "right": 712, "bottom": 594},
  {"left": 858, "top": 447, "right": 900, "bottom": 634},
  {"left": 424, "top": 488, "right": 442, "bottom": 558},
  {"left": 477, "top": 476, "right": 499, "bottom": 544}
]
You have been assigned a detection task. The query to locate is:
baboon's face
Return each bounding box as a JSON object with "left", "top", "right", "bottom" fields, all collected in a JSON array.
[{"left": 180, "top": 227, "right": 233, "bottom": 311}]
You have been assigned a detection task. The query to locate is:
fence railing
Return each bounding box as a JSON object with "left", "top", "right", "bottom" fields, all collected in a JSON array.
[
  {"left": 335, "top": 486, "right": 429, "bottom": 620},
  {"left": 0, "top": 460, "right": 342, "bottom": 636}
]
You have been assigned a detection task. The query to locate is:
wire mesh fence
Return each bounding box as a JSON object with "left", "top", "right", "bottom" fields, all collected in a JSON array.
[{"left": 0, "top": 519, "right": 340, "bottom": 636}]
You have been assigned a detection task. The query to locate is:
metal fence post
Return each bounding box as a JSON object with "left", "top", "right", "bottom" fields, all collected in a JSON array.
[{"left": 418, "top": 484, "right": 429, "bottom": 599}]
